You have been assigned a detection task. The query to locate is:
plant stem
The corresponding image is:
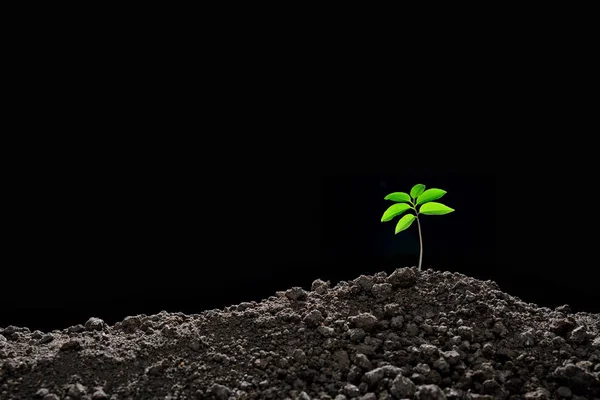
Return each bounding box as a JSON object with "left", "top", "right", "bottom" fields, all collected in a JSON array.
[{"left": 416, "top": 215, "right": 423, "bottom": 271}]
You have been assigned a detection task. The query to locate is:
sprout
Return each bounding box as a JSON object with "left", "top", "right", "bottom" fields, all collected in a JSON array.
[{"left": 381, "top": 183, "right": 454, "bottom": 271}]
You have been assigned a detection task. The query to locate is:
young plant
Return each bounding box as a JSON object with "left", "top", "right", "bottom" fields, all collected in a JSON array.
[{"left": 381, "top": 183, "right": 454, "bottom": 271}]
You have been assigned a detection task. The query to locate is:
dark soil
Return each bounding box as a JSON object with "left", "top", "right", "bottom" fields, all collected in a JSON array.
[{"left": 1, "top": 267, "right": 599, "bottom": 399}]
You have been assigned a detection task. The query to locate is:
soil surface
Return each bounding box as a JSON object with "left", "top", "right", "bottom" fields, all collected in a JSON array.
[{"left": 1, "top": 267, "right": 599, "bottom": 399}]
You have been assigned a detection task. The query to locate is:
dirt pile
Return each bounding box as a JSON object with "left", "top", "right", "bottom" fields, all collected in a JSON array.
[{"left": 1, "top": 267, "right": 599, "bottom": 399}]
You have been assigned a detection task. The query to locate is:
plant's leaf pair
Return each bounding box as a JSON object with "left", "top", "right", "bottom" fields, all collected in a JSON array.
[
  {"left": 383, "top": 202, "right": 453, "bottom": 234},
  {"left": 386, "top": 184, "right": 447, "bottom": 204}
]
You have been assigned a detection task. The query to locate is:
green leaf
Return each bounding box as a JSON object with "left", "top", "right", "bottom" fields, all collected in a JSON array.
[
  {"left": 410, "top": 184, "right": 426, "bottom": 199},
  {"left": 416, "top": 188, "right": 447, "bottom": 205},
  {"left": 395, "top": 214, "right": 416, "bottom": 234},
  {"left": 381, "top": 203, "right": 412, "bottom": 222},
  {"left": 384, "top": 192, "right": 411, "bottom": 203},
  {"left": 419, "top": 202, "right": 455, "bottom": 215}
]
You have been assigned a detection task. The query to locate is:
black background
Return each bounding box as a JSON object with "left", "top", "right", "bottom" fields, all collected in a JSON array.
[
  {"left": 2, "top": 37, "right": 599, "bottom": 332},
  {"left": 3, "top": 140, "right": 599, "bottom": 333}
]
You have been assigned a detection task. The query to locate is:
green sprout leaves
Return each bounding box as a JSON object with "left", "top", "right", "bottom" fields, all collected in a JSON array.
[
  {"left": 382, "top": 184, "right": 454, "bottom": 228},
  {"left": 381, "top": 183, "right": 455, "bottom": 271}
]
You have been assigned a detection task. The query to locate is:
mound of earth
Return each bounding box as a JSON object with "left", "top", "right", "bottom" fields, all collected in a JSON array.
[{"left": 1, "top": 267, "right": 599, "bottom": 399}]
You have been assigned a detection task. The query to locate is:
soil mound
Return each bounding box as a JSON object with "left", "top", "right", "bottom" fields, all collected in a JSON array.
[{"left": 1, "top": 267, "right": 599, "bottom": 399}]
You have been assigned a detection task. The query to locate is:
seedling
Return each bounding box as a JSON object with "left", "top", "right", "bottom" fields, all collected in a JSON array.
[{"left": 381, "top": 183, "right": 454, "bottom": 271}]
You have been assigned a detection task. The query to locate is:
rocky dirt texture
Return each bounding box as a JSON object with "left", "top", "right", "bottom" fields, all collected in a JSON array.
[{"left": 1, "top": 267, "right": 600, "bottom": 400}]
